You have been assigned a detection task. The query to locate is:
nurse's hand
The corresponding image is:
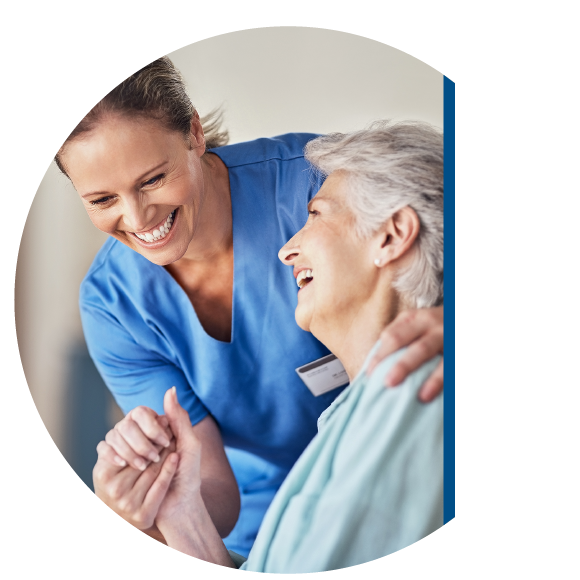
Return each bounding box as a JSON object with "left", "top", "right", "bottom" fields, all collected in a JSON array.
[
  {"left": 366, "top": 305, "right": 444, "bottom": 402},
  {"left": 103, "top": 407, "right": 174, "bottom": 472},
  {"left": 93, "top": 438, "right": 178, "bottom": 533}
]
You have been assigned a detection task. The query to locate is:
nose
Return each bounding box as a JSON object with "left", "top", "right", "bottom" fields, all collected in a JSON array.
[
  {"left": 278, "top": 230, "right": 302, "bottom": 265},
  {"left": 123, "top": 195, "right": 152, "bottom": 233}
]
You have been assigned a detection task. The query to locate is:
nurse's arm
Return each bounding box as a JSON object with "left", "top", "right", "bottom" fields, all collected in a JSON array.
[
  {"left": 192, "top": 414, "right": 241, "bottom": 538},
  {"left": 156, "top": 388, "right": 237, "bottom": 567},
  {"left": 367, "top": 305, "right": 444, "bottom": 402}
]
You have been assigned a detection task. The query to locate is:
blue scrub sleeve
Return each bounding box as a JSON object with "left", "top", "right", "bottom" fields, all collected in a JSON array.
[{"left": 80, "top": 302, "right": 209, "bottom": 424}]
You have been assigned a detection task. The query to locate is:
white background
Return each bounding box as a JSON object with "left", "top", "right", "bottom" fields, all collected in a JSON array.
[{"left": 3, "top": 1, "right": 579, "bottom": 578}]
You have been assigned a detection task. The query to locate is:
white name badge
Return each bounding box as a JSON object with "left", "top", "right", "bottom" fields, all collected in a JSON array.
[{"left": 295, "top": 354, "right": 349, "bottom": 397}]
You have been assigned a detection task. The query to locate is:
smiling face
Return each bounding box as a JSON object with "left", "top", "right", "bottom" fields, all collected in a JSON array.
[
  {"left": 278, "top": 171, "right": 379, "bottom": 337},
  {"left": 60, "top": 113, "right": 206, "bottom": 266}
]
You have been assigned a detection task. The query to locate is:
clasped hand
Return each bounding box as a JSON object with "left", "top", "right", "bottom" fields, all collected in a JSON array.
[{"left": 93, "top": 387, "right": 202, "bottom": 535}]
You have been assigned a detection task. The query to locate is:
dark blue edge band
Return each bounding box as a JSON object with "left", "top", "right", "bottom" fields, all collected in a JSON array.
[{"left": 443, "top": 76, "right": 455, "bottom": 524}]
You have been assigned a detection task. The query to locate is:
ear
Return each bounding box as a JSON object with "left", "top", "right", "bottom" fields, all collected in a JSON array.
[
  {"left": 189, "top": 111, "right": 206, "bottom": 155},
  {"left": 373, "top": 206, "right": 420, "bottom": 268}
]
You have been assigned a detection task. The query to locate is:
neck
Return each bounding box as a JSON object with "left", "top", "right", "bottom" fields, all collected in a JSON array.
[
  {"left": 182, "top": 152, "right": 232, "bottom": 263},
  {"left": 316, "top": 280, "right": 404, "bottom": 382}
]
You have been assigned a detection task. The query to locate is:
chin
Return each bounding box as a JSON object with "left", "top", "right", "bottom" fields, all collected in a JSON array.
[{"left": 294, "top": 309, "right": 312, "bottom": 333}]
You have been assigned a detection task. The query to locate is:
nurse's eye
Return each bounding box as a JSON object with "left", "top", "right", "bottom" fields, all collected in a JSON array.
[
  {"left": 142, "top": 174, "right": 165, "bottom": 187},
  {"left": 91, "top": 196, "right": 114, "bottom": 206}
]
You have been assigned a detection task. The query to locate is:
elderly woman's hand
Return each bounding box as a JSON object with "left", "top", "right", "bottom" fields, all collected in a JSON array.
[
  {"left": 102, "top": 406, "right": 174, "bottom": 471},
  {"left": 93, "top": 437, "right": 178, "bottom": 533},
  {"left": 155, "top": 387, "right": 204, "bottom": 529},
  {"left": 366, "top": 305, "right": 443, "bottom": 402}
]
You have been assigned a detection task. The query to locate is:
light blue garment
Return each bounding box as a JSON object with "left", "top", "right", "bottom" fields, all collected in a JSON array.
[
  {"left": 241, "top": 345, "right": 443, "bottom": 572},
  {"left": 79, "top": 134, "right": 346, "bottom": 556}
]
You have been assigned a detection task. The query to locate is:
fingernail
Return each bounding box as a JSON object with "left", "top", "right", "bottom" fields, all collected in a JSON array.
[
  {"left": 135, "top": 458, "right": 147, "bottom": 471},
  {"left": 149, "top": 452, "right": 160, "bottom": 463},
  {"left": 160, "top": 437, "right": 170, "bottom": 448},
  {"left": 114, "top": 457, "right": 127, "bottom": 467}
]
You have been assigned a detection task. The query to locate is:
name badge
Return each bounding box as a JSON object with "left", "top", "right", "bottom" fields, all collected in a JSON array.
[{"left": 295, "top": 354, "right": 349, "bottom": 397}]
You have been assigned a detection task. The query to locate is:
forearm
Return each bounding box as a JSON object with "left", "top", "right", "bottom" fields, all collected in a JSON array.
[
  {"left": 200, "top": 477, "right": 240, "bottom": 538},
  {"left": 158, "top": 491, "right": 236, "bottom": 568}
]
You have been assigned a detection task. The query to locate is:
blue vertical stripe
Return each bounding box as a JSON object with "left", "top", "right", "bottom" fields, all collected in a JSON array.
[{"left": 443, "top": 76, "right": 455, "bottom": 524}]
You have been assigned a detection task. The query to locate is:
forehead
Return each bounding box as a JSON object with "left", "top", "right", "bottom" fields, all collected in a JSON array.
[
  {"left": 311, "top": 171, "right": 349, "bottom": 207},
  {"left": 62, "top": 115, "right": 183, "bottom": 191}
]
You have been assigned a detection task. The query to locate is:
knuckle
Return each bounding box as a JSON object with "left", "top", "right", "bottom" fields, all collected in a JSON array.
[
  {"left": 132, "top": 406, "right": 150, "bottom": 422},
  {"left": 118, "top": 497, "right": 135, "bottom": 514},
  {"left": 116, "top": 418, "right": 133, "bottom": 435},
  {"left": 108, "top": 483, "right": 124, "bottom": 502},
  {"left": 401, "top": 310, "right": 416, "bottom": 325},
  {"left": 414, "top": 340, "right": 432, "bottom": 358},
  {"left": 133, "top": 511, "right": 148, "bottom": 528}
]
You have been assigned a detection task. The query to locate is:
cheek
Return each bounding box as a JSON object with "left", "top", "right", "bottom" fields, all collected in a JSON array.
[{"left": 86, "top": 208, "right": 114, "bottom": 234}]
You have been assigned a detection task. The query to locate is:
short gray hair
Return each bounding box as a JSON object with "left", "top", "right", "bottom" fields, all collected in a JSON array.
[{"left": 305, "top": 120, "right": 443, "bottom": 308}]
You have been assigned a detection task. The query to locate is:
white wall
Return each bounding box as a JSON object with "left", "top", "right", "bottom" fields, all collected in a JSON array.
[{"left": 16, "top": 26, "right": 442, "bottom": 458}]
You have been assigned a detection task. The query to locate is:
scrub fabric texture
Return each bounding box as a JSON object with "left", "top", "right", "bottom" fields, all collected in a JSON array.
[
  {"left": 241, "top": 345, "right": 444, "bottom": 573},
  {"left": 80, "top": 133, "right": 346, "bottom": 556}
]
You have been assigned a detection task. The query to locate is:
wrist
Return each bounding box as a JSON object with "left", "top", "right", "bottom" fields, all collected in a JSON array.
[{"left": 156, "top": 489, "right": 205, "bottom": 537}]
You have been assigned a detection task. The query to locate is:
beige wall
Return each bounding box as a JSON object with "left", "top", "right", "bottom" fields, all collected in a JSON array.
[{"left": 16, "top": 27, "right": 442, "bottom": 461}]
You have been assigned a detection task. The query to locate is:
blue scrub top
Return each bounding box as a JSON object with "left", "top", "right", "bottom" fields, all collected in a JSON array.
[{"left": 80, "top": 133, "right": 347, "bottom": 555}]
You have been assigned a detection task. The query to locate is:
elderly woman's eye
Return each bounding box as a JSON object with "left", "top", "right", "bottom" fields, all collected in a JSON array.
[
  {"left": 308, "top": 209, "right": 320, "bottom": 216},
  {"left": 143, "top": 174, "right": 164, "bottom": 187}
]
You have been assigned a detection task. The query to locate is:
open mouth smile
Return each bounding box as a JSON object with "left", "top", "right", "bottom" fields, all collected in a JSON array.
[
  {"left": 296, "top": 269, "right": 314, "bottom": 289},
  {"left": 133, "top": 210, "right": 176, "bottom": 242}
]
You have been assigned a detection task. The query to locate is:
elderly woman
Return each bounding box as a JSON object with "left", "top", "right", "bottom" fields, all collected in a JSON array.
[
  {"left": 114, "top": 121, "right": 444, "bottom": 572},
  {"left": 62, "top": 56, "right": 444, "bottom": 555}
]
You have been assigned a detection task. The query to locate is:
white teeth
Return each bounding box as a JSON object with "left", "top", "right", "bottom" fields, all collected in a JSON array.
[
  {"left": 134, "top": 210, "right": 175, "bottom": 243},
  {"left": 296, "top": 269, "right": 313, "bottom": 288}
]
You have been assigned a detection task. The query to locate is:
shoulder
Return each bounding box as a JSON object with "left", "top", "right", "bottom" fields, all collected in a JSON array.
[
  {"left": 80, "top": 237, "right": 154, "bottom": 308},
  {"left": 208, "top": 133, "right": 322, "bottom": 169},
  {"left": 321, "top": 344, "right": 442, "bottom": 432}
]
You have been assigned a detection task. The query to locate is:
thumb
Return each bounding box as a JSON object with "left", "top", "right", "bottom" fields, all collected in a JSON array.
[
  {"left": 163, "top": 387, "right": 201, "bottom": 472},
  {"left": 163, "top": 387, "right": 194, "bottom": 443}
]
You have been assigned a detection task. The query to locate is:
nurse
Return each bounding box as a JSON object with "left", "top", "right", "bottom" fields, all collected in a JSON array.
[{"left": 57, "top": 56, "right": 444, "bottom": 556}]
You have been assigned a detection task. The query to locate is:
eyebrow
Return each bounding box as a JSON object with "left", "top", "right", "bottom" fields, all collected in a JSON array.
[
  {"left": 307, "top": 195, "right": 336, "bottom": 211},
  {"left": 81, "top": 161, "right": 169, "bottom": 198}
]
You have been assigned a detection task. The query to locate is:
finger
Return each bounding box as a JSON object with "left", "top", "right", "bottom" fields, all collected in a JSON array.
[
  {"left": 129, "top": 406, "right": 171, "bottom": 448},
  {"left": 418, "top": 360, "right": 444, "bottom": 403},
  {"left": 106, "top": 428, "right": 149, "bottom": 471},
  {"left": 156, "top": 415, "right": 174, "bottom": 443},
  {"left": 384, "top": 328, "right": 443, "bottom": 387},
  {"left": 93, "top": 453, "right": 143, "bottom": 498},
  {"left": 129, "top": 445, "right": 173, "bottom": 503},
  {"left": 367, "top": 310, "right": 432, "bottom": 376},
  {"left": 116, "top": 419, "right": 162, "bottom": 464},
  {"left": 144, "top": 453, "right": 179, "bottom": 519},
  {"left": 96, "top": 440, "right": 127, "bottom": 468}
]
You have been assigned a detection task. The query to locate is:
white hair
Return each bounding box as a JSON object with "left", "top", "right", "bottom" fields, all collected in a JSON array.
[{"left": 305, "top": 120, "right": 443, "bottom": 308}]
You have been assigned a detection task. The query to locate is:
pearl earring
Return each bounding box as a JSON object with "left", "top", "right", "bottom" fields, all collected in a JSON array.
[{"left": 374, "top": 258, "right": 381, "bottom": 267}]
